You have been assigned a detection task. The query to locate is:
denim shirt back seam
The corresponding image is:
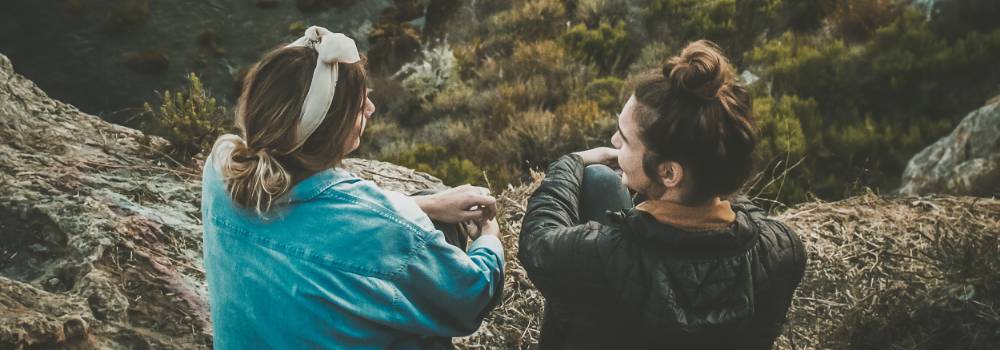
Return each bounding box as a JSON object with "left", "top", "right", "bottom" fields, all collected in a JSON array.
[
  {"left": 208, "top": 184, "right": 436, "bottom": 280},
  {"left": 211, "top": 215, "right": 402, "bottom": 279}
]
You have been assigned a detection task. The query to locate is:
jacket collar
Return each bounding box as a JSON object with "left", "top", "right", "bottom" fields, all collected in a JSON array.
[
  {"left": 617, "top": 203, "right": 758, "bottom": 259},
  {"left": 280, "top": 167, "right": 359, "bottom": 204},
  {"left": 634, "top": 198, "right": 736, "bottom": 231}
]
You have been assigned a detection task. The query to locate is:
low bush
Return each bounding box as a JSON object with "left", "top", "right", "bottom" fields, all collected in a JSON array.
[{"left": 141, "top": 73, "right": 227, "bottom": 159}]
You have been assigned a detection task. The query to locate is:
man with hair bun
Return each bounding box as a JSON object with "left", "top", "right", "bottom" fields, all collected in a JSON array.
[{"left": 519, "top": 40, "right": 806, "bottom": 349}]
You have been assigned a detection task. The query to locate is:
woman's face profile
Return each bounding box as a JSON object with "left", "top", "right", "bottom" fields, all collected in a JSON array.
[{"left": 345, "top": 93, "right": 375, "bottom": 155}]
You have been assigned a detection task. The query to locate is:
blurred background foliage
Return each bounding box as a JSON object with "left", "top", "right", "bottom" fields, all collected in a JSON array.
[
  {"left": 356, "top": 0, "right": 1000, "bottom": 209},
  {"left": 145, "top": 0, "right": 1000, "bottom": 209}
]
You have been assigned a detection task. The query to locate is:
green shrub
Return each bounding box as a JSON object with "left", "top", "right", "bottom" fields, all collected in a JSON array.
[
  {"left": 490, "top": 101, "right": 613, "bottom": 175},
  {"left": 578, "top": 76, "right": 625, "bottom": 113},
  {"left": 497, "top": 76, "right": 557, "bottom": 111},
  {"left": 422, "top": 81, "right": 486, "bottom": 119},
  {"left": 142, "top": 73, "right": 227, "bottom": 159},
  {"left": 555, "top": 99, "right": 616, "bottom": 147},
  {"left": 471, "top": 0, "right": 567, "bottom": 58},
  {"left": 491, "top": 0, "right": 567, "bottom": 40},
  {"left": 394, "top": 43, "right": 457, "bottom": 103},
  {"left": 562, "top": 20, "right": 635, "bottom": 74},
  {"left": 744, "top": 95, "right": 813, "bottom": 206},
  {"left": 574, "top": 0, "right": 630, "bottom": 24},
  {"left": 380, "top": 143, "right": 484, "bottom": 186},
  {"left": 930, "top": 0, "right": 1000, "bottom": 39},
  {"left": 494, "top": 109, "right": 561, "bottom": 171},
  {"left": 745, "top": 8, "right": 1000, "bottom": 200},
  {"left": 356, "top": 118, "right": 408, "bottom": 156},
  {"left": 412, "top": 118, "right": 476, "bottom": 152},
  {"left": 369, "top": 75, "right": 421, "bottom": 128},
  {"left": 777, "top": 0, "right": 828, "bottom": 34},
  {"left": 628, "top": 41, "right": 672, "bottom": 74},
  {"left": 642, "top": 0, "right": 781, "bottom": 61},
  {"left": 368, "top": 5, "right": 424, "bottom": 74},
  {"left": 746, "top": 33, "right": 859, "bottom": 115},
  {"left": 828, "top": 0, "right": 901, "bottom": 42},
  {"left": 753, "top": 95, "right": 810, "bottom": 162},
  {"left": 509, "top": 40, "right": 570, "bottom": 80}
]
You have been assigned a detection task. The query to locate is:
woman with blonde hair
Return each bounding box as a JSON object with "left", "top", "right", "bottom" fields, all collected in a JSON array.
[
  {"left": 519, "top": 40, "right": 806, "bottom": 349},
  {"left": 201, "top": 26, "right": 504, "bottom": 349}
]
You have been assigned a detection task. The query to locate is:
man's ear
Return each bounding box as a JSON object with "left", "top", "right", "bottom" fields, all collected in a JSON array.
[{"left": 657, "top": 161, "right": 684, "bottom": 188}]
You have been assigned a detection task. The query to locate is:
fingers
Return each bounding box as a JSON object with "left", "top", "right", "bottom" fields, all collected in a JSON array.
[
  {"left": 455, "top": 203, "right": 498, "bottom": 222},
  {"left": 481, "top": 218, "right": 500, "bottom": 237},
  {"left": 432, "top": 185, "right": 499, "bottom": 223},
  {"left": 482, "top": 201, "right": 498, "bottom": 221},
  {"left": 457, "top": 209, "right": 489, "bottom": 222},
  {"left": 465, "top": 186, "right": 498, "bottom": 221},
  {"left": 458, "top": 186, "right": 496, "bottom": 208}
]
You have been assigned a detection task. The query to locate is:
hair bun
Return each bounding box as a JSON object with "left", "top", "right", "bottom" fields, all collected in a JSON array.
[{"left": 664, "top": 40, "right": 734, "bottom": 101}]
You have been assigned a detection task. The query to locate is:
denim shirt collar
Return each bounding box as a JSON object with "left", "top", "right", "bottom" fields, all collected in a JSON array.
[{"left": 281, "top": 167, "right": 359, "bottom": 204}]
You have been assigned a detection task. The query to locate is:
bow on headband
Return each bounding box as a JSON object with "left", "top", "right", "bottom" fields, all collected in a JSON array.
[{"left": 285, "top": 26, "right": 361, "bottom": 151}]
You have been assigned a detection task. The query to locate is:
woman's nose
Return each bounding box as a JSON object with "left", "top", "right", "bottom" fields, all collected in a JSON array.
[{"left": 364, "top": 98, "right": 375, "bottom": 118}]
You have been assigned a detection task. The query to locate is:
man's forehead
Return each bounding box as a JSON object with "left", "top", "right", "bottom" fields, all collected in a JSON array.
[{"left": 619, "top": 97, "right": 638, "bottom": 125}]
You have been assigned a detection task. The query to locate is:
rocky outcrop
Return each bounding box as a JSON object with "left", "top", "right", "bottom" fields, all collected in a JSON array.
[
  {"left": 0, "top": 53, "right": 443, "bottom": 349},
  {"left": 900, "top": 101, "right": 1000, "bottom": 197},
  {"left": 0, "top": 1, "right": 395, "bottom": 120}
]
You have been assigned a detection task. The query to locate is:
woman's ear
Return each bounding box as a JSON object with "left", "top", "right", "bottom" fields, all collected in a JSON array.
[{"left": 657, "top": 161, "right": 684, "bottom": 188}]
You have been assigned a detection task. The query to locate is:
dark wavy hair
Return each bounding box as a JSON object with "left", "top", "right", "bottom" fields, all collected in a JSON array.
[{"left": 631, "top": 40, "right": 756, "bottom": 203}]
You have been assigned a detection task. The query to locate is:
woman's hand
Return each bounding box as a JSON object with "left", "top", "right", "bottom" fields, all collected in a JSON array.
[
  {"left": 466, "top": 218, "right": 500, "bottom": 241},
  {"left": 573, "top": 147, "right": 619, "bottom": 167},
  {"left": 413, "top": 185, "right": 498, "bottom": 224}
]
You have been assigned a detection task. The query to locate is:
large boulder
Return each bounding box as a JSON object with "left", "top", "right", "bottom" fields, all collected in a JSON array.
[
  {"left": 0, "top": 1, "right": 398, "bottom": 120},
  {"left": 0, "top": 52, "right": 442, "bottom": 349},
  {"left": 900, "top": 101, "right": 1000, "bottom": 197}
]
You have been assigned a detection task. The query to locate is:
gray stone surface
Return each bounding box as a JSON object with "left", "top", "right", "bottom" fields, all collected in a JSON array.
[
  {"left": 900, "top": 101, "right": 1000, "bottom": 197},
  {"left": 0, "top": 52, "right": 442, "bottom": 349}
]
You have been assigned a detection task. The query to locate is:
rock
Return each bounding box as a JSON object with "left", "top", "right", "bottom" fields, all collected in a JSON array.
[
  {"left": 900, "top": 101, "right": 1000, "bottom": 197},
  {"left": 124, "top": 50, "right": 169, "bottom": 75},
  {"left": 255, "top": 0, "right": 280, "bottom": 9},
  {"left": 61, "top": 317, "right": 88, "bottom": 342},
  {"left": 0, "top": 1, "right": 392, "bottom": 119},
  {"left": 0, "top": 52, "right": 444, "bottom": 349}
]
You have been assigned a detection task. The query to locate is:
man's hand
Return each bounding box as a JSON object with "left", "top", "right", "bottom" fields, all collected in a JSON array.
[
  {"left": 573, "top": 147, "right": 619, "bottom": 167},
  {"left": 413, "top": 185, "right": 498, "bottom": 224}
]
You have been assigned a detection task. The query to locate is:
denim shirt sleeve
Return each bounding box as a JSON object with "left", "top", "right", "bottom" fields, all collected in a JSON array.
[{"left": 389, "top": 229, "right": 505, "bottom": 336}]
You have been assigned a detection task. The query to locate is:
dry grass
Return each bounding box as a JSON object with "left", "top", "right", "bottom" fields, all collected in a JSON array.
[
  {"left": 775, "top": 193, "right": 1000, "bottom": 349},
  {"left": 455, "top": 172, "right": 546, "bottom": 349},
  {"left": 456, "top": 176, "right": 1000, "bottom": 349}
]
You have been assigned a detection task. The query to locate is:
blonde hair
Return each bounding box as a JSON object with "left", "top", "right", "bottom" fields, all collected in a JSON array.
[{"left": 216, "top": 45, "right": 368, "bottom": 216}]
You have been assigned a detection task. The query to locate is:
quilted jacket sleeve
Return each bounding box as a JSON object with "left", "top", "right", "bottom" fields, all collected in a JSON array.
[
  {"left": 732, "top": 197, "right": 808, "bottom": 347},
  {"left": 518, "top": 154, "right": 614, "bottom": 295}
]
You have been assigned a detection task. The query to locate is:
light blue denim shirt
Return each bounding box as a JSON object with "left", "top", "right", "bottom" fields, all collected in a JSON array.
[{"left": 201, "top": 142, "right": 504, "bottom": 349}]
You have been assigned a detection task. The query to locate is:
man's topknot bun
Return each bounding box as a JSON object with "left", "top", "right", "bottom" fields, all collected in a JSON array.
[{"left": 662, "top": 40, "right": 735, "bottom": 101}]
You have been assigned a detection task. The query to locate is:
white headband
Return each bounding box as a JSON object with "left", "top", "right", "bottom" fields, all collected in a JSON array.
[{"left": 285, "top": 26, "right": 360, "bottom": 151}]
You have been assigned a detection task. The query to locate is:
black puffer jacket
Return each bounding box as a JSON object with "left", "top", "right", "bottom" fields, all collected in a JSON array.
[{"left": 518, "top": 155, "right": 806, "bottom": 349}]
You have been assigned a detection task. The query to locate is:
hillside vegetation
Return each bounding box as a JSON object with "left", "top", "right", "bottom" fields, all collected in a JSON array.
[{"left": 350, "top": 0, "right": 1000, "bottom": 210}]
